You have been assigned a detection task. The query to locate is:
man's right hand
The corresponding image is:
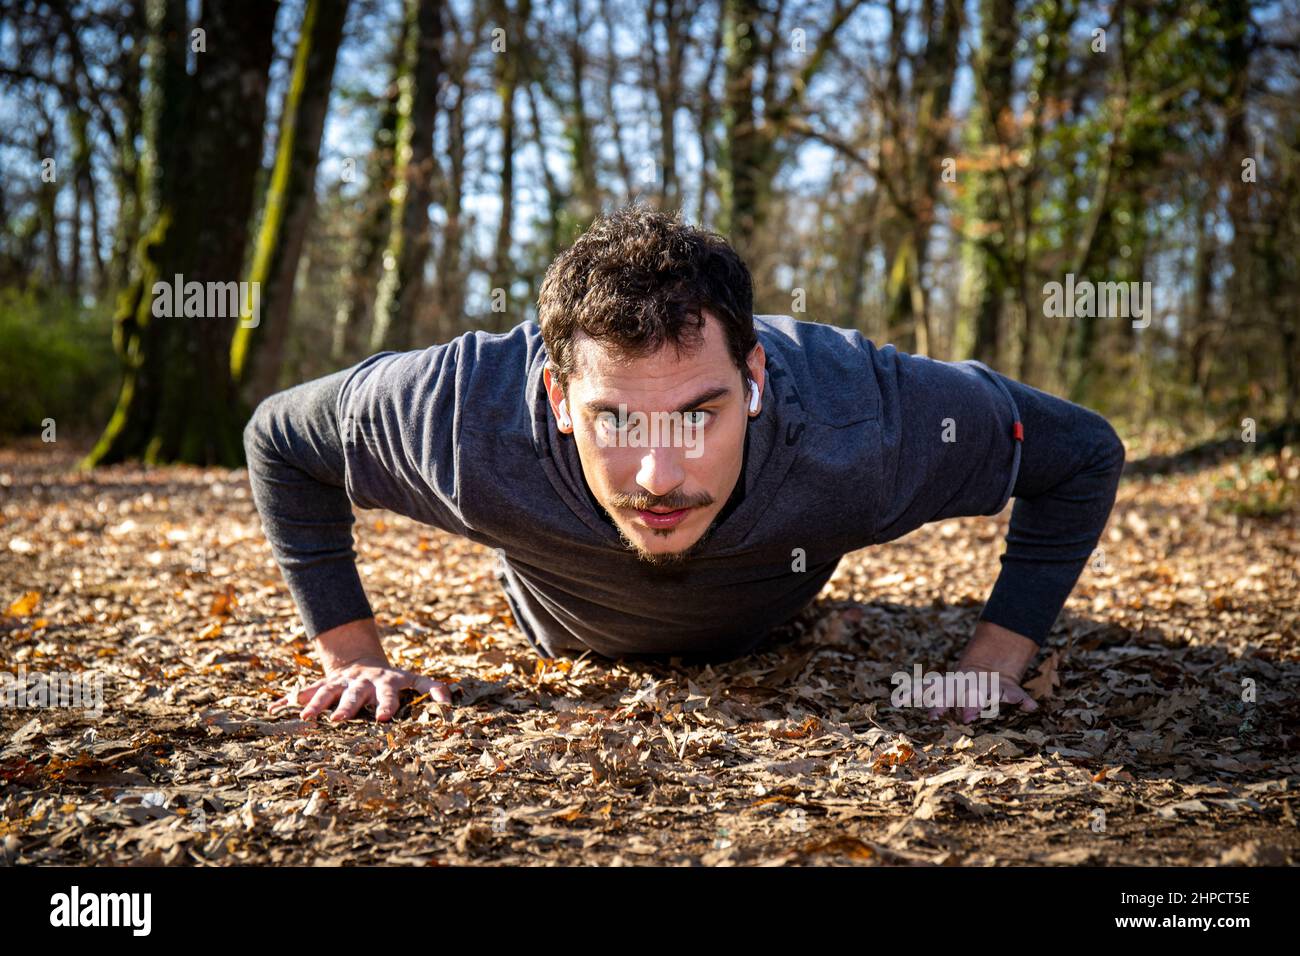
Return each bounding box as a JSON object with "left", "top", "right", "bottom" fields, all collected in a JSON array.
[{"left": 268, "top": 617, "right": 453, "bottom": 723}]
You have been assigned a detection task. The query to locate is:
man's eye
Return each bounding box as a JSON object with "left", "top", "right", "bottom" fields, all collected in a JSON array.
[{"left": 683, "top": 410, "right": 711, "bottom": 427}]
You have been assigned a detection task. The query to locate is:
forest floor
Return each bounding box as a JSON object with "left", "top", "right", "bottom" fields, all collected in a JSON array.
[{"left": 1, "top": 431, "right": 1297, "bottom": 866}]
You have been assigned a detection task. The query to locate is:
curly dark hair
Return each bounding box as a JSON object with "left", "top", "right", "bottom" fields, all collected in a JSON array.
[{"left": 537, "top": 203, "right": 756, "bottom": 391}]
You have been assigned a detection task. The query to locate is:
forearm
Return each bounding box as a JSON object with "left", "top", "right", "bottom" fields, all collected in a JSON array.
[
  {"left": 243, "top": 369, "right": 375, "bottom": 638},
  {"left": 978, "top": 373, "right": 1126, "bottom": 646}
]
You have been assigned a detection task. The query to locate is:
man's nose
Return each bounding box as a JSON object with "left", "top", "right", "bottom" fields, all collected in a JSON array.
[{"left": 635, "top": 446, "right": 685, "bottom": 498}]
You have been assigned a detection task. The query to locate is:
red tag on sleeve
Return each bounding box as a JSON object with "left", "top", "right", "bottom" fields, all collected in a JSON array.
[{"left": 1012, "top": 421, "right": 1024, "bottom": 441}]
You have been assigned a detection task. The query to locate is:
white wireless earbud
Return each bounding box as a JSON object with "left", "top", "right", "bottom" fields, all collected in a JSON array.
[
  {"left": 557, "top": 398, "right": 573, "bottom": 431},
  {"left": 748, "top": 379, "right": 760, "bottom": 414}
]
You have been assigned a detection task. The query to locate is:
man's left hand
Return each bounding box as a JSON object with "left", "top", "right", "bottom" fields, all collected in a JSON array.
[{"left": 926, "top": 620, "right": 1041, "bottom": 722}]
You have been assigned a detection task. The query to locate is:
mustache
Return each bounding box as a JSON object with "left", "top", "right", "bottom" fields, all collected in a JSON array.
[{"left": 609, "top": 489, "right": 714, "bottom": 511}]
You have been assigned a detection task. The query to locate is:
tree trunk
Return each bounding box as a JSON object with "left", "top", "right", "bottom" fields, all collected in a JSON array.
[
  {"left": 489, "top": 0, "right": 520, "bottom": 331},
  {"left": 84, "top": 0, "right": 278, "bottom": 468},
  {"left": 432, "top": 6, "right": 469, "bottom": 342},
  {"left": 68, "top": 115, "right": 83, "bottom": 301},
  {"left": 370, "top": 0, "right": 443, "bottom": 353},
  {"left": 331, "top": 20, "right": 405, "bottom": 363},
  {"left": 645, "top": 0, "right": 687, "bottom": 208},
  {"left": 694, "top": 6, "right": 724, "bottom": 225},
  {"left": 520, "top": 22, "right": 564, "bottom": 259},
  {"left": 74, "top": 107, "right": 107, "bottom": 297},
  {"left": 36, "top": 120, "right": 62, "bottom": 291},
  {"left": 109, "top": 1, "right": 147, "bottom": 292},
  {"left": 600, "top": 0, "right": 632, "bottom": 198},
  {"left": 231, "top": 0, "right": 350, "bottom": 404},
  {"left": 891, "top": 0, "right": 960, "bottom": 356},
  {"left": 835, "top": 186, "right": 880, "bottom": 336},
  {"left": 968, "top": 0, "right": 1016, "bottom": 368},
  {"left": 720, "top": 0, "right": 861, "bottom": 257},
  {"left": 719, "top": 0, "right": 763, "bottom": 251},
  {"left": 565, "top": 0, "right": 599, "bottom": 225}
]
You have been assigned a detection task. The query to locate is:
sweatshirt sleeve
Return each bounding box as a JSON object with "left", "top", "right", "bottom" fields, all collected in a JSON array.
[
  {"left": 870, "top": 350, "right": 1124, "bottom": 646},
  {"left": 872, "top": 352, "right": 1027, "bottom": 542},
  {"left": 243, "top": 341, "right": 476, "bottom": 638},
  {"left": 976, "top": 372, "right": 1125, "bottom": 645},
  {"left": 243, "top": 368, "right": 374, "bottom": 638}
]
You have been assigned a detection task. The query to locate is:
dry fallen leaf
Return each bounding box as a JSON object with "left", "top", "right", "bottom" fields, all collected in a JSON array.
[
  {"left": 5, "top": 590, "right": 40, "bottom": 617},
  {"left": 772, "top": 716, "right": 821, "bottom": 740},
  {"left": 801, "top": 836, "right": 875, "bottom": 860},
  {"left": 873, "top": 744, "right": 915, "bottom": 771},
  {"left": 1023, "top": 650, "right": 1061, "bottom": 700},
  {"left": 208, "top": 584, "right": 238, "bottom": 617}
]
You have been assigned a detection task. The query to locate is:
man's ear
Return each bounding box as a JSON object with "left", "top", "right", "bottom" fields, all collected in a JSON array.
[
  {"left": 542, "top": 366, "right": 573, "bottom": 433},
  {"left": 745, "top": 343, "right": 766, "bottom": 415}
]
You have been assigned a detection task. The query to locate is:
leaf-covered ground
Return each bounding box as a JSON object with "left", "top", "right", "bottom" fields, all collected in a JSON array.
[{"left": 1, "top": 435, "right": 1297, "bottom": 866}]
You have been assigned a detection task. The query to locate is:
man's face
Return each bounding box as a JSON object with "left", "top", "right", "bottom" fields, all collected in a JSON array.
[{"left": 545, "top": 311, "right": 765, "bottom": 565}]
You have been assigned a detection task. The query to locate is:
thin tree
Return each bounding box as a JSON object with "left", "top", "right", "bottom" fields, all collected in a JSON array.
[
  {"left": 331, "top": 22, "right": 404, "bottom": 363},
  {"left": 231, "top": 0, "right": 351, "bottom": 404},
  {"left": 370, "top": 0, "right": 443, "bottom": 353}
]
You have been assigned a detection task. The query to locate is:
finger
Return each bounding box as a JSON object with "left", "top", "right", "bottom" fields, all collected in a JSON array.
[
  {"left": 292, "top": 680, "right": 328, "bottom": 705},
  {"left": 924, "top": 682, "right": 958, "bottom": 720},
  {"left": 374, "top": 682, "right": 401, "bottom": 722},
  {"left": 413, "top": 676, "right": 453, "bottom": 705},
  {"left": 301, "top": 678, "right": 347, "bottom": 720},
  {"left": 927, "top": 688, "right": 963, "bottom": 719},
  {"left": 997, "top": 681, "right": 1039, "bottom": 711},
  {"left": 330, "top": 680, "right": 376, "bottom": 723},
  {"left": 270, "top": 679, "right": 326, "bottom": 713},
  {"left": 273, "top": 679, "right": 326, "bottom": 709},
  {"left": 1013, "top": 689, "right": 1040, "bottom": 711}
]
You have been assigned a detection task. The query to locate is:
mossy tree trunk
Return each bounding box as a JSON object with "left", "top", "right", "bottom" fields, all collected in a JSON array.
[
  {"left": 489, "top": 0, "right": 520, "bottom": 333},
  {"left": 967, "top": 0, "right": 1017, "bottom": 368},
  {"left": 231, "top": 0, "right": 350, "bottom": 405},
  {"left": 432, "top": 8, "right": 469, "bottom": 344},
  {"left": 718, "top": 0, "right": 764, "bottom": 254},
  {"left": 332, "top": 25, "right": 404, "bottom": 363},
  {"left": 370, "top": 0, "right": 443, "bottom": 354},
  {"left": 84, "top": 0, "right": 278, "bottom": 468},
  {"left": 883, "top": 0, "right": 960, "bottom": 356}
]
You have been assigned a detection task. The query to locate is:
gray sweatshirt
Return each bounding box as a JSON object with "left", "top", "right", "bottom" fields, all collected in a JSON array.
[{"left": 243, "top": 315, "right": 1125, "bottom": 661}]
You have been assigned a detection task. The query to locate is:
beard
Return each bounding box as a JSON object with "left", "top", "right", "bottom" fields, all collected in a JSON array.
[
  {"left": 604, "top": 488, "right": 717, "bottom": 568},
  {"left": 613, "top": 513, "right": 719, "bottom": 567}
]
